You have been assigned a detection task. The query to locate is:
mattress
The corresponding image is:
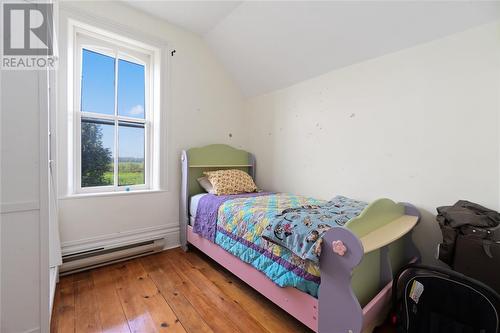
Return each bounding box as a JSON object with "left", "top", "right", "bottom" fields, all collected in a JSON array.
[{"left": 190, "top": 193, "right": 207, "bottom": 218}]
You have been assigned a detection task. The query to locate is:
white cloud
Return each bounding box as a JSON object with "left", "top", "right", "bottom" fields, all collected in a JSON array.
[{"left": 128, "top": 105, "right": 144, "bottom": 116}]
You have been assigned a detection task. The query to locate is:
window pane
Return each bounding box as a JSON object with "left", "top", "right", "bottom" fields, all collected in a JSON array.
[
  {"left": 118, "top": 122, "right": 145, "bottom": 186},
  {"left": 117, "top": 59, "right": 145, "bottom": 119},
  {"left": 81, "top": 49, "right": 115, "bottom": 115},
  {"left": 81, "top": 118, "right": 114, "bottom": 187}
]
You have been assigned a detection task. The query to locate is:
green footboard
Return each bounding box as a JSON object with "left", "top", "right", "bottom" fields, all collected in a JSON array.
[{"left": 346, "top": 199, "right": 419, "bottom": 306}]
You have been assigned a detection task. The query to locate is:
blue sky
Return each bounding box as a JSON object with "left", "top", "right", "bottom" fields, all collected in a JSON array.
[
  {"left": 96, "top": 123, "right": 144, "bottom": 161},
  {"left": 81, "top": 49, "right": 145, "bottom": 159}
]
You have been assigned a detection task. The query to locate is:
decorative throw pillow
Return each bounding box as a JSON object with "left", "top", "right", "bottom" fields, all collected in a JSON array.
[
  {"left": 197, "top": 176, "right": 215, "bottom": 194},
  {"left": 203, "top": 169, "right": 257, "bottom": 195}
]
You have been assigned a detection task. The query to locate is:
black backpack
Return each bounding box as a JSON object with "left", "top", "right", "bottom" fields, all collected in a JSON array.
[{"left": 392, "top": 264, "right": 500, "bottom": 333}]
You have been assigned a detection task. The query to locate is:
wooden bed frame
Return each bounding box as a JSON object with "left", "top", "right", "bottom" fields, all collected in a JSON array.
[{"left": 180, "top": 144, "right": 420, "bottom": 333}]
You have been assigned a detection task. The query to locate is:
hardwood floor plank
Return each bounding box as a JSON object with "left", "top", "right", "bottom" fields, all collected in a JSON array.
[
  {"left": 163, "top": 249, "right": 269, "bottom": 333},
  {"left": 124, "top": 260, "right": 187, "bottom": 333},
  {"left": 57, "top": 274, "right": 75, "bottom": 289},
  {"left": 109, "top": 262, "right": 161, "bottom": 333},
  {"left": 140, "top": 254, "right": 214, "bottom": 333},
  {"left": 183, "top": 248, "right": 313, "bottom": 333},
  {"left": 150, "top": 252, "right": 242, "bottom": 333},
  {"left": 90, "top": 266, "right": 131, "bottom": 333},
  {"left": 74, "top": 272, "right": 102, "bottom": 333},
  {"left": 52, "top": 277, "right": 75, "bottom": 333}
]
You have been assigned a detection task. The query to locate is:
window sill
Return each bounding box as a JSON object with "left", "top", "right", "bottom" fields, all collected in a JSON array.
[{"left": 60, "top": 189, "right": 166, "bottom": 200}]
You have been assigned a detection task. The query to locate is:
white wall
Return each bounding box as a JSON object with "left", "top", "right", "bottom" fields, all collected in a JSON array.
[
  {"left": 57, "top": 2, "right": 246, "bottom": 251},
  {"left": 244, "top": 22, "right": 500, "bottom": 263}
]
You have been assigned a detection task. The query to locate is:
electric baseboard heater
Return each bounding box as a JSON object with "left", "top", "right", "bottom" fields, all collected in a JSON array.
[{"left": 60, "top": 238, "right": 165, "bottom": 275}]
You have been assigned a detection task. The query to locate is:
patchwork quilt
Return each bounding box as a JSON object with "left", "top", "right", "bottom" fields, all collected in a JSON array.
[
  {"left": 214, "top": 193, "right": 325, "bottom": 296},
  {"left": 193, "top": 192, "right": 271, "bottom": 241}
]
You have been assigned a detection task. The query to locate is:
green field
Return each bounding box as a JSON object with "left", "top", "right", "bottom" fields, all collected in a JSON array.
[
  {"left": 103, "top": 171, "right": 144, "bottom": 186},
  {"left": 103, "top": 162, "right": 145, "bottom": 186}
]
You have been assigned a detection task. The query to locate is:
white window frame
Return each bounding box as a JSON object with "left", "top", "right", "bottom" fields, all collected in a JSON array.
[{"left": 70, "top": 23, "right": 161, "bottom": 194}]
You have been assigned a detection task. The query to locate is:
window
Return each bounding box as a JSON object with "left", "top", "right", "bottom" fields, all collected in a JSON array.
[{"left": 72, "top": 24, "right": 161, "bottom": 194}]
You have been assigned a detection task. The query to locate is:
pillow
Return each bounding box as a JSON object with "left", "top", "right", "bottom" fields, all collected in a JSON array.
[
  {"left": 197, "top": 176, "right": 214, "bottom": 194},
  {"left": 203, "top": 169, "right": 257, "bottom": 195}
]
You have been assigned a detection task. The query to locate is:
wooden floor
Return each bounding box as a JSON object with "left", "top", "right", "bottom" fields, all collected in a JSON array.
[
  {"left": 51, "top": 247, "right": 394, "bottom": 333},
  {"left": 51, "top": 247, "right": 316, "bottom": 333}
]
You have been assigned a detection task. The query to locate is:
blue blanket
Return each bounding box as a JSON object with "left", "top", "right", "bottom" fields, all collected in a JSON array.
[{"left": 261, "top": 195, "right": 367, "bottom": 263}]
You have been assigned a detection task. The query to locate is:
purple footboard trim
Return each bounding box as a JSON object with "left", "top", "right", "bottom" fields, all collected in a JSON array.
[{"left": 319, "top": 227, "right": 364, "bottom": 333}]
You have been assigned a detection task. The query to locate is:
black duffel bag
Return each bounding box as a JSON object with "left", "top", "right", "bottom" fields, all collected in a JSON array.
[{"left": 437, "top": 200, "right": 500, "bottom": 293}]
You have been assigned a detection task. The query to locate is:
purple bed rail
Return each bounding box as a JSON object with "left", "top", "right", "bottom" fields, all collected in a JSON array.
[{"left": 319, "top": 227, "right": 365, "bottom": 333}]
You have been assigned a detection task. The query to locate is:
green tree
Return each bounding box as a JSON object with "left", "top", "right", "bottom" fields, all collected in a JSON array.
[{"left": 81, "top": 122, "right": 112, "bottom": 187}]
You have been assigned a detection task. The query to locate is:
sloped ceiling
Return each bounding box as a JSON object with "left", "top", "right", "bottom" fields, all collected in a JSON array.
[
  {"left": 124, "top": 1, "right": 500, "bottom": 97},
  {"left": 126, "top": 1, "right": 242, "bottom": 35}
]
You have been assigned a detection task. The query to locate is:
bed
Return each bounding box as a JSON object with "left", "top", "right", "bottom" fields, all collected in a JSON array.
[{"left": 180, "top": 144, "right": 420, "bottom": 333}]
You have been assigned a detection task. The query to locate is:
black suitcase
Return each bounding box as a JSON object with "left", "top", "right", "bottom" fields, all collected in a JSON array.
[
  {"left": 392, "top": 264, "right": 500, "bottom": 333},
  {"left": 453, "top": 231, "right": 500, "bottom": 293},
  {"left": 437, "top": 200, "right": 500, "bottom": 293}
]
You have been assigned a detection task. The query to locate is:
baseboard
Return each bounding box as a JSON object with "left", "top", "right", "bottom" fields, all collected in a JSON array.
[{"left": 61, "top": 224, "right": 180, "bottom": 256}]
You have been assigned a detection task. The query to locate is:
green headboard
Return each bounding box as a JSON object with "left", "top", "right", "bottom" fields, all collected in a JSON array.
[
  {"left": 179, "top": 144, "right": 256, "bottom": 250},
  {"left": 186, "top": 144, "right": 255, "bottom": 196}
]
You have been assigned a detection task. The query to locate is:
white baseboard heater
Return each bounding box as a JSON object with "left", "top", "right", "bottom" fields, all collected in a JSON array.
[{"left": 60, "top": 238, "right": 165, "bottom": 275}]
